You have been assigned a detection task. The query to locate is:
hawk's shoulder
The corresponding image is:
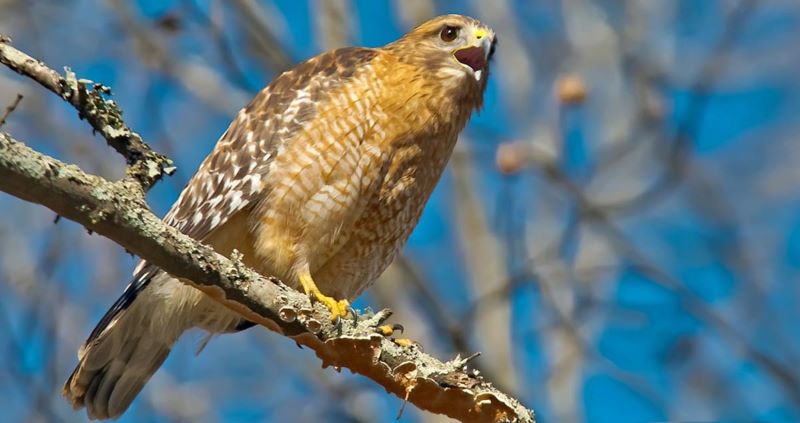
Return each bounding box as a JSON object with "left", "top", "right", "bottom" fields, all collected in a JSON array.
[{"left": 276, "top": 47, "right": 379, "bottom": 87}]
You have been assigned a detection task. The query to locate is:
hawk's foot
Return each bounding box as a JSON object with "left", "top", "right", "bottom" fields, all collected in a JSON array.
[
  {"left": 392, "top": 338, "right": 417, "bottom": 348},
  {"left": 299, "top": 272, "right": 352, "bottom": 322},
  {"left": 376, "top": 323, "right": 404, "bottom": 337}
]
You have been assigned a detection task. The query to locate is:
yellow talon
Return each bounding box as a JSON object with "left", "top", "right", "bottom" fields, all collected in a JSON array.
[
  {"left": 316, "top": 294, "right": 351, "bottom": 322},
  {"left": 376, "top": 325, "right": 395, "bottom": 336},
  {"left": 392, "top": 338, "right": 415, "bottom": 348},
  {"left": 299, "top": 271, "right": 351, "bottom": 321},
  {"left": 376, "top": 323, "right": 404, "bottom": 337}
]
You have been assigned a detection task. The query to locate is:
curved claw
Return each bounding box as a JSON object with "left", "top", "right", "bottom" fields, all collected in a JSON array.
[
  {"left": 347, "top": 304, "right": 358, "bottom": 326},
  {"left": 376, "top": 323, "right": 404, "bottom": 337}
]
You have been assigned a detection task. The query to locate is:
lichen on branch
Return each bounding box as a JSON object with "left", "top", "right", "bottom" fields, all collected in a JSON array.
[{"left": 0, "top": 36, "right": 174, "bottom": 190}]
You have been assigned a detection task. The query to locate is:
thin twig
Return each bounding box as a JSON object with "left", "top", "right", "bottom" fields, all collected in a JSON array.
[{"left": 0, "top": 94, "right": 23, "bottom": 129}]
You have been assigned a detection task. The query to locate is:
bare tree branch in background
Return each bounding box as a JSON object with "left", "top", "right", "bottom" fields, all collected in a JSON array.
[
  {"left": 228, "top": 0, "right": 294, "bottom": 72},
  {"left": 104, "top": 0, "right": 253, "bottom": 115},
  {"left": 0, "top": 93, "right": 23, "bottom": 128}
]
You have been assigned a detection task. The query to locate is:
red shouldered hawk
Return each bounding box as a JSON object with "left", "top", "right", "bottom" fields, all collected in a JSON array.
[{"left": 64, "top": 14, "right": 496, "bottom": 419}]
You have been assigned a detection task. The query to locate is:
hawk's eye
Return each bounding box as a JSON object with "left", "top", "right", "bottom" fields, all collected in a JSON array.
[{"left": 440, "top": 26, "right": 459, "bottom": 42}]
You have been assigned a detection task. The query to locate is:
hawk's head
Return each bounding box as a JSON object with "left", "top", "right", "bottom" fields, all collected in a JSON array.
[{"left": 388, "top": 14, "right": 497, "bottom": 107}]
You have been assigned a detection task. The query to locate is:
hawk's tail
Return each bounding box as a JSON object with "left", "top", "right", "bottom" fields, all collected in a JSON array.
[
  {"left": 63, "top": 270, "right": 246, "bottom": 420},
  {"left": 62, "top": 326, "right": 172, "bottom": 420},
  {"left": 62, "top": 273, "right": 179, "bottom": 420}
]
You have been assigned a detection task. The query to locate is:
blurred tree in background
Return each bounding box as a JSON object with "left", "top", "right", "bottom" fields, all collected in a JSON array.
[{"left": 1, "top": 0, "right": 800, "bottom": 422}]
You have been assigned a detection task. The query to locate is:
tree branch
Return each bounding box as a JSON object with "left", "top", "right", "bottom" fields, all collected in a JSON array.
[
  {"left": 0, "top": 37, "right": 534, "bottom": 423},
  {"left": 0, "top": 37, "right": 174, "bottom": 190}
]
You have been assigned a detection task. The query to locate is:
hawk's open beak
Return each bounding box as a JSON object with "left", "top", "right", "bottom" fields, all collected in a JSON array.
[{"left": 454, "top": 29, "right": 493, "bottom": 81}]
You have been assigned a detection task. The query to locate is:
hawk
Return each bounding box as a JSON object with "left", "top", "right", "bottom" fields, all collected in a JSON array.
[{"left": 64, "top": 14, "right": 496, "bottom": 419}]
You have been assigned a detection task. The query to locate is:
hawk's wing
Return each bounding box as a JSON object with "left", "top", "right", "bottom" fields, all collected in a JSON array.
[
  {"left": 164, "top": 47, "right": 379, "bottom": 241},
  {"left": 87, "top": 47, "right": 379, "bottom": 342}
]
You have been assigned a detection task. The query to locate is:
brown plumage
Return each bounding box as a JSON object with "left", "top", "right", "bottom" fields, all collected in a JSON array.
[{"left": 64, "top": 14, "right": 496, "bottom": 419}]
